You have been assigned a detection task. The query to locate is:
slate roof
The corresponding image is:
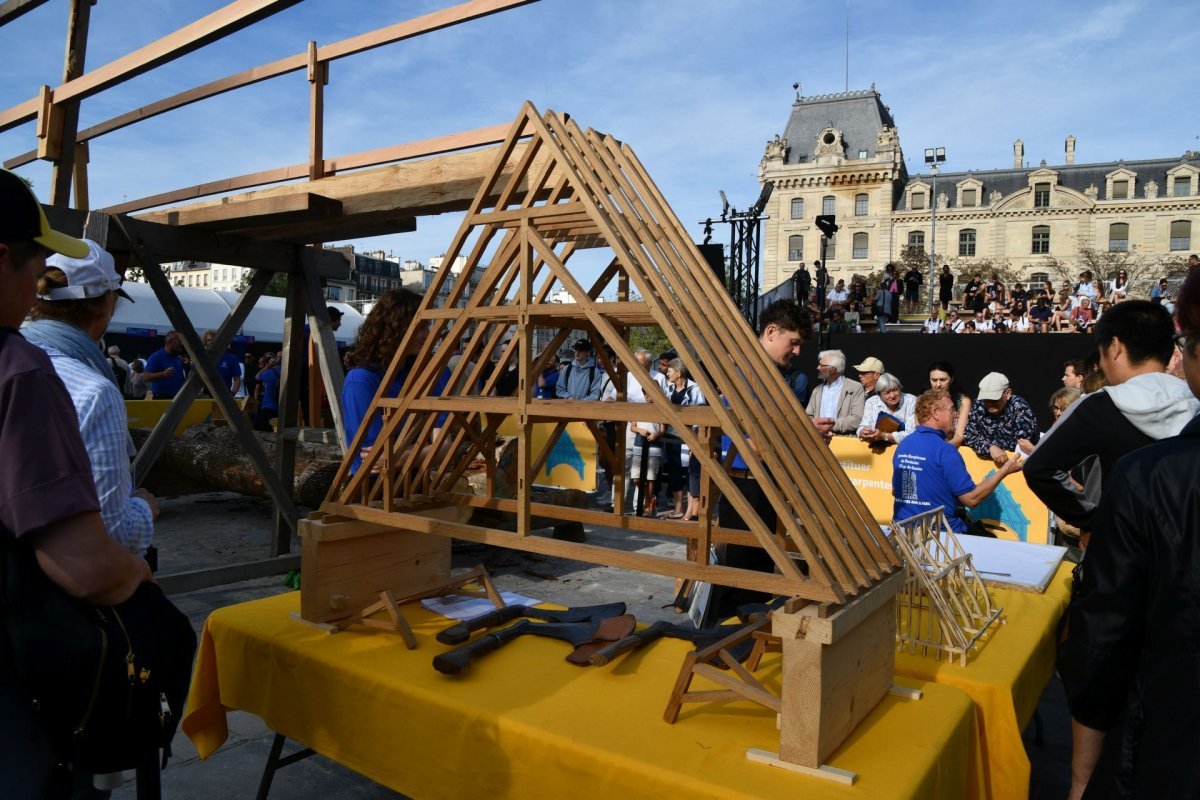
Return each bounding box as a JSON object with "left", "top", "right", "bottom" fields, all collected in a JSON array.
[
  {"left": 782, "top": 88, "right": 896, "bottom": 165},
  {"left": 896, "top": 155, "right": 1200, "bottom": 211}
]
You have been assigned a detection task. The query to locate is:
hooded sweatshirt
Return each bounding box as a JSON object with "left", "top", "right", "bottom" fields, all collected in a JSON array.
[
  {"left": 555, "top": 355, "right": 603, "bottom": 400},
  {"left": 1026, "top": 371, "right": 1200, "bottom": 528}
]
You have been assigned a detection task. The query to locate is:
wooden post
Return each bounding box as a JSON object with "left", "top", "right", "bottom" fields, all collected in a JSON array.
[
  {"left": 72, "top": 141, "right": 89, "bottom": 210},
  {"left": 297, "top": 247, "right": 346, "bottom": 448},
  {"left": 307, "top": 40, "right": 326, "bottom": 181},
  {"left": 50, "top": 0, "right": 92, "bottom": 207},
  {"left": 273, "top": 265, "right": 306, "bottom": 553}
]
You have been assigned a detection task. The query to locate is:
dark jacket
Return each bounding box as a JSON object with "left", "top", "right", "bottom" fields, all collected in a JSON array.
[
  {"left": 1058, "top": 414, "right": 1200, "bottom": 799},
  {"left": 1025, "top": 374, "right": 1199, "bottom": 528}
]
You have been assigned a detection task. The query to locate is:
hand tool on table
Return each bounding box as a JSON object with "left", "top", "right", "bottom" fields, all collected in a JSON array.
[
  {"left": 433, "top": 614, "right": 636, "bottom": 675},
  {"left": 587, "top": 621, "right": 758, "bottom": 666},
  {"left": 435, "top": 602, "right": 627, "bottom": 645}
]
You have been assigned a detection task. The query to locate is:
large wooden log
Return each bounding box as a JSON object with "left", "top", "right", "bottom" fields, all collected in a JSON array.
[{"left": 131, "top": 425, "right": 339, "bottom": 508}]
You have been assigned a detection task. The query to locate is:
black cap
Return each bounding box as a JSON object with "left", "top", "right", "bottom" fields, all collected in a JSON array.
[
  {"left": 573, "top": 338, "right": 593, "bottom": 351},
  {"left": 326, "top": 306, "right": 343, "bottom": 318},
  {"left": 0, "top": 168, "right": 88, "bottom": 257}
]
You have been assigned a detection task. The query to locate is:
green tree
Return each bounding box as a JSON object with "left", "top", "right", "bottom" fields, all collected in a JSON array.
[
  {"left": 234, "top": 270, "right": 290, "bottom": 297},
  {"left": 628, "top": 326, "right": 672, "bottom": 358}
]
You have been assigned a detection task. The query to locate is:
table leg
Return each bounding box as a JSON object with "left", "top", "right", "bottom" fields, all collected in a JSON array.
[{"left": 256, "top": 733, "right": 316, "bottom": 800}]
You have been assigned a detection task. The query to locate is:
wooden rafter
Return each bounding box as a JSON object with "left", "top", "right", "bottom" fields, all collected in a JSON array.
[{"left": 319, "top": 103, "right": 901, "bottom": 605}]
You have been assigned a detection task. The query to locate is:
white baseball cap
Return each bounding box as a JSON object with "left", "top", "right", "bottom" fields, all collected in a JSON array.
[
  {"left": 977, "top": 372, "right": 1010, "bottom": 401},
  {"left": 42, "top": 239, "right": 132, "bottom": 302}
]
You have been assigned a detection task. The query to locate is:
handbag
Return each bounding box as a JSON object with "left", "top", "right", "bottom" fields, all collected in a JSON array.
[{"left": 0, "top": 535, "right": 196, "bottom": 774}]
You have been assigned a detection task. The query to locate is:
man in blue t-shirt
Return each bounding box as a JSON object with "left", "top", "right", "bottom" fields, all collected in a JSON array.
[
  {"left": 892, "top": 389, "right": 1022, "bottom": 533},
  {"left": 202, "top": 329, "right": 242, "bottom": 396},
  {"left": 254, "top": 354, "right": 282, "bottom": 432},
  {"left": 143, "top": 331, "right": 186, "bottom": 399}
]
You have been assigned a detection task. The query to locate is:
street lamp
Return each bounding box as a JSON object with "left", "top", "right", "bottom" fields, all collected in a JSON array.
[{"left": 924, "top": 146, "right": 946, "bottom": 315}]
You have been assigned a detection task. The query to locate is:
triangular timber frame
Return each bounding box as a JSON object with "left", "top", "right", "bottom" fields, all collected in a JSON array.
[{"left": 320, "top": 102, "right": 901, "bottom": 607}]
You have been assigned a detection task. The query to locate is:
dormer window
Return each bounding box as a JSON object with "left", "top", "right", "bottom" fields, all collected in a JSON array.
[
  {"left": 1034, "top": 182, "right": 1051, "bottom": 207},
  {"left": 911, "top": 192, "right": 926, "bottom": 210},
  {"left": 1112, "top": 180, "right": 1128, "bottom": 199},
  {"left": 962, "top": 189, "right": 977, "bottom": 207}
]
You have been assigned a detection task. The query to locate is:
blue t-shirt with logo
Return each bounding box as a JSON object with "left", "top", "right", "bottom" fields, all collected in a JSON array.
[
  {"left": 216, "top": 351, "right": 242, "bottom": 391},
  {"left": 145, "top": 348, "right": 185, "bottom": 398},
  {"left": 259, "top": 365, "right": 282, "bottom": 411},
  {"left": 892, "top": 425, "right": 976, "bottom": 532}
]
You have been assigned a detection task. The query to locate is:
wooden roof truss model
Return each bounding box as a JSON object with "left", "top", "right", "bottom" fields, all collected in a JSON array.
[{"left": 321, "top": 102, "right": 901, "bottom": 607}]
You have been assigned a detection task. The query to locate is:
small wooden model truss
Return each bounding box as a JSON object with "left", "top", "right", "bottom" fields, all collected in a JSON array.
[
  {"left": 892, "top": 508, "right": 1003, "bottom": 665},
  {"left": 308, "top": 101, "right": 905, "bottom": 772}
]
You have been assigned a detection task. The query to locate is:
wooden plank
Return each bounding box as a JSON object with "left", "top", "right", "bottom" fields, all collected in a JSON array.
[
  {"left": 744, "top": 750, "right": 857, "bottom": 786},
  {"left": 322, "top": 501, "right": 840, "bottom": 603},
  {"left": 774, "top": 569, "right": 905, "bottom": 646},
  {"left": 421, "top": 300, "right": 656, "bottom": 326},
  {"left": 395, "top": 396, "right": 720, "bottom": 426},
  {"left": 156, "top": 192, "right": 343, "bottom": 231},
  {"left": 0, "top": 0, "right": 50, "bottom": 26},
  {"left": 0, "top": 94, "right": 40, "bottom": 134},
  {"left": 273, "top": 269, "right": 306, "bottom": 553},
  {"left": 49, "top": 0, "right": 92, "bottom": 206},
  {"left": 298, "top": 248, "right": 346, "bottom": 451},
  {"left": 157, "top": 554, "right": 301, "bottom": 596},
  {"left": 229, "top": 209, "right": 415, "bottom": 244},
  {"left": 307, "top": 41, "right": 325, "bottom": 181}
]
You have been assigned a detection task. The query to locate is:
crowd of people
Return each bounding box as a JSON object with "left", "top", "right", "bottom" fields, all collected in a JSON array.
[{"left": 792, "top": 258, "right": 1193, "bottom": 336}]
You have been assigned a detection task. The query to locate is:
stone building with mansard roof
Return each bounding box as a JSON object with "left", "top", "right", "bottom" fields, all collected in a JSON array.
[{"left": 759, "top": 87, "right": 1200, "bottom": 292}]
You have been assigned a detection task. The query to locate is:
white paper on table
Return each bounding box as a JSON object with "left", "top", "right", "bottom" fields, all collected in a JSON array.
[
  {"left": 420, "top": 591, "right": 543, "bottom": 622},
  {"left": 957, "top": 536, "right": 1068, "bottom": 592}
]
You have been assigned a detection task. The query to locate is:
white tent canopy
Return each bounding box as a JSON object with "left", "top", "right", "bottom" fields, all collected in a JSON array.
[{"left": 108, "top": 282, "right": 362, "bottom": 346}]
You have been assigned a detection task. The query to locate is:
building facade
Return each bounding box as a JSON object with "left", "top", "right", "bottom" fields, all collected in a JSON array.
[{"left": 760, "top": 88, "right": 1200, "bottom": 291}]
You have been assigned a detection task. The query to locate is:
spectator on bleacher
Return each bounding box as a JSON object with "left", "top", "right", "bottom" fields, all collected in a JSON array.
[
  {"left": 872, "top": 282, "right": 895, "bottom": 333},
  {"left": 828, "top": 279, "right": 849, "bottom": 305},
  {"left": 1030, "top": 296, "right": 1053, "bottom": 332},
  {"left": 1108, "top": 269, "right": 1130, "bottom": 304},
  {"left": 962, "top": 320, "right": 978, "bottom": 334},
  {"left": 939, "top": 265, "right": 954, "bottom": 307},
  {"left": 1011, "top": 308, "right": 1033, "bottom": 333},
  {"left": 807, "top": 349, "right": 866, "bottom": 435},
  {"left": 1010, "top": 282, "right": 1030, "bottom": 316},
  {"left": 945, "top": 309, "right": 965, "bottom": 333},
  {"left": 963, "top": 273, "right": 983, "bottom": 312},
  {"left": 1049, "top": 386, "right": 1082, "bottom": 422},
  {"left": 1052, "top": 290, "right": 1074, "bottom": 331},
  {"left": 883, "top": 264, "right": 901, "bottom": 321},
  {"left": 827, "top": 307, "right": 851, "bottom": 334},
  {"left": 854, "top": 356, "right": 884, "bottom": 399},
  {"left": 849, "top": 275, "right": 868, "bottom": 306},
  {"left": 1151, "top": 277, "right": 1174, "bottom": 313},
  {"left": 922, "top": 308, "right": 943, "bottom": 334},
  {"left": 903, "top": 265, "right": 923, "bottom": 312},
  {"left": 964, "top": 372, "right": 1040, "bottom": 466},
  {"left": 928, "top": 360, "right": 972, "bottom": 447},
  {"left": 984, "top": 274, "right": 1005, "bottom": 307},
  {"left": 1075, "top": 270, "right": 1102, "bottom": 303},
  {"left": 1071, "top": 297, "right": 1097, "bottom": 332},
  {"left": 843, "top": 300, "right": 862, "bottom": 333},
  {"left": 857, "top": 372, "right": 917, "bottom": 447},
  {"left": 974, "top": 309, "right": 993, "bottom": 333}
]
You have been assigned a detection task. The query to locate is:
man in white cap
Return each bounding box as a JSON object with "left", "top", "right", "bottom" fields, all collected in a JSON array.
[
  {"left": 853, "top": 356, "right": 885, "bottom": 399},
  {"left": 963, "top": 371, "right": 1040, "bottom": 467},
  {"left": 0, "top": 168, "right": 151, "bottom": 795}
]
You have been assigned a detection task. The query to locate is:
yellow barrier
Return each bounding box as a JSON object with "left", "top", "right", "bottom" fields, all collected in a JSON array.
[
  {"left": 125, "top": 399, "right": 214, "bottom": 436},
  {"left": 496, "top": 417, "right": 598, "bottom": 491},
  {"left": 830, "top": 436, "right": 1050, "bottom": 544}
]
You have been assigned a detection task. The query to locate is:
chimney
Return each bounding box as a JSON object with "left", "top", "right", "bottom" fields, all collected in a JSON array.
[
  {"left": 1013, "top": 139, "right": 1024, "bottom": 169},
  {"left": 1065, "top": 135, "right": 1076, "bottom": 165}
]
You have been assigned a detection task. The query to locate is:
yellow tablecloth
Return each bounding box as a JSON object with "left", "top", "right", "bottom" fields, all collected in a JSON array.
[
  {"left": 895, "top": 563, "right": 1073, "bottom": 800},
  {"left": 184, "top": 593, "right": 983, "bottom": 800}
]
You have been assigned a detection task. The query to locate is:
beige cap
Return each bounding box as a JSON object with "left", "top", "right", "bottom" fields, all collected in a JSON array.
[
  {"left": 977, "top": 372, "right": 1010, "bottom": 401},
  {"left": 854, "top": 356, "right": 884, "bottom": 374}
]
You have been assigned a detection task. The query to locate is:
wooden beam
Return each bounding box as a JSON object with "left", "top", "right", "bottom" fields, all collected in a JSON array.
[
  {"left": 158, "top": 192, "right": 344, "bottom": 231},
  {"left": 99, "top": 126, "right": 542, "bottom": 216},
  {"left": 223, "top": 210, "right": 416, "bottom": 244},
  {"left": 307, "top": 41, "right": 326, "bottom": 181},
  {"left": 49, "top": 0, "right": 91, "bottom": 206},
  {"left": 0, "top": 0, "right": 50, "bottom": 27},
  {"left": 3, "top": 0, "right": 541, "bottom": 163}
]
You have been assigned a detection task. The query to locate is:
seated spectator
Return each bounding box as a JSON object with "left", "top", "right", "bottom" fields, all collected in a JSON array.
[
  {"left": 928, "top": 360, "right": 973, "bottom": 447},
  {"left": 807, "top": 349, "right": 866, "bottom": 434},
  {"left": 962, "top": 320, "right": 978, "bottom": 333},
  {"left": 1029, "top": 296, "right": 1053, "bottom": 332},
  {"left": 857, "top": 372, "right": 917, "bottom": 447},
  {"left": 922, "top": 309, "right": 944, "bottom": 333},
  {"left": 1062, "top": 359, "right": 1086, "bottom": 389},
  {"left": 1108, "top": 270, "right": 1129, "bottom": 303},
  {"left": 1150, "top": 277, "right": 1174, "bottom": 313},
  {"left": 827, "top": 308, "right": 851, "bottom": 334},
  {"left": 1052, "top": 290, "right": 1075, "bottom": 331},
  {"left": 964, "top": 372, "right": 1040, "bottom": 466},
  {"left": 974, "top": 309, "right": 994, "bottom": 333},
  {"left": 843, "top": 300, "right": 862, "bottom": 332},
  {"left": 23, "top": 240, "right": 158, "bottom": 555},
  {"left": 1075, "top": 270, "right": 1102, "bottom": 303},
  {"left": 1070, "top": 297, "right": 1097, "bottom": 332},
  {"left": 828, "top": 279, "right": 849, "bottom": 305},
  {"left": 892, "top": 389, "right": 1024, "bottom": 533},
  {"left": 854, "top": 356, "right": 884, "bottom": 398},
  {"left": 1057, "top": 272, "right": 1200, "bottom": 799},
  {"left": 1049, "top": 386, "right": 1081, "bottom": 422},
  {"left": 944, "top": 309, "right": 965, "bottom": 333}
]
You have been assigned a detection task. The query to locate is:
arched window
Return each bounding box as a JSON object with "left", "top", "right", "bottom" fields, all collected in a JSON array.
[
  {"left": 1032, "top": 225, "right": 1051, "bottom": 254},
  {"left": 852, "top": 232, "right": 868, "bottom": 259},
  {"left": 822, "top": 195, "right": 836, "bottom": 216},
  {"left": 1108, "top": 223, "right": 1129, "bottom": 252},
  {"left": 790, "top": 198, "right": 804, "bottom": 219},
  {"left": 1171, "top": 220, "right": 1192, "bottom": 251},
  {"left": 788, "top": 235, "right": 804, "bottom": 261},
  {"left": 855, "top": 193, "right": 868, "bottom": 216},
  {"left": 907, "top": 230, "right": 925, "bottom": 254},
  {"left": 959, "top": 229, "right": 976, "bottom": 257}
]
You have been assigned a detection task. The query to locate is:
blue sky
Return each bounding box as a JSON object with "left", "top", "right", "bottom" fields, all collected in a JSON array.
[{"left": 2, "top": 0, "right": 1197, "bottom": 288}]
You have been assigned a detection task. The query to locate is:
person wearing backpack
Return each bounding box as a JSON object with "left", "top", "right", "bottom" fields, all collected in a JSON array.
[
  {"left": 0, "top": 169, "right": 158, "bottom": 798},
  {"left": 104, "top": 345, "right": 129, "bottom": 393},
  {"left": 555, "top": 338, "right": 604, "bottom": 400}
]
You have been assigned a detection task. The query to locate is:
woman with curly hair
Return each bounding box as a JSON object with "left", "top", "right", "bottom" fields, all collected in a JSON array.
[{"left": 341, "top": 288, "right": 447, "bottom": 473}]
